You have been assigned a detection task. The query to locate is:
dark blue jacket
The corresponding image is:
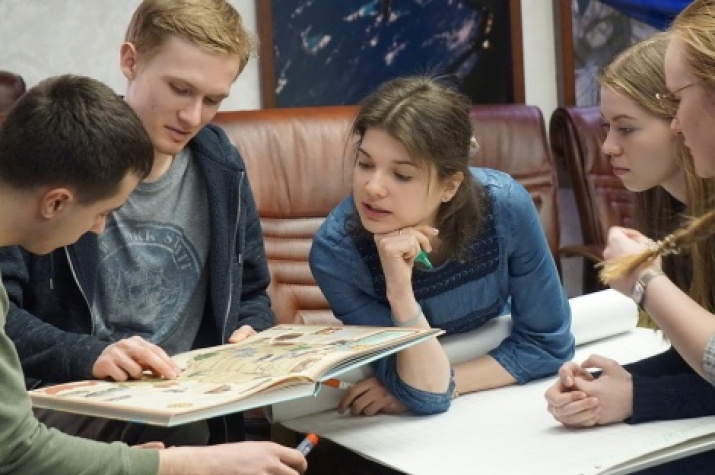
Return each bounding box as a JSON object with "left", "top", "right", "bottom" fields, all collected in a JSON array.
[{"left": 2, "top": 124, "right": 274, "bottom": 386}]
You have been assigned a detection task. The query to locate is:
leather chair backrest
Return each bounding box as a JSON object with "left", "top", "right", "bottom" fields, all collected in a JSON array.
[
  {"left": 213, "top": 104, "right": 559, "bottom": 324},
  {"left": 549, "top": 106, "right": 634, "bottom": 292},
  {"left": 214, "top": 106, "right": 355, "bottom": 325},
  {"left": 549, "top": 106, "right": 633, "bottom": 248},
  {"left": 469, "top": 105, "right": 560, "bottom": 259}
]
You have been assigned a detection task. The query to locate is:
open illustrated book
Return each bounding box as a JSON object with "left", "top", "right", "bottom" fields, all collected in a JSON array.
[
  {"left": 275, "top": 290, "right": 715, "bottom": 475},
  {"left": 29, "top": 324, "right": 442, "bottom": 427}
]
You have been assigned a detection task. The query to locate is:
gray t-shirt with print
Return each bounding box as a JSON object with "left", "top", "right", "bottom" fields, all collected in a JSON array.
[{"left": 91, "top": 148, "right": 209, "bottom": 355}]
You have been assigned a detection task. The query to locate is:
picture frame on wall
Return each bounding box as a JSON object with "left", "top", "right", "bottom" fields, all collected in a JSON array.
[
  {"left": 554, "top": 0, "right": 658, "bottom": 107},
  {"left": 256, "top": 0, "right": 524, "bottom": 108}
]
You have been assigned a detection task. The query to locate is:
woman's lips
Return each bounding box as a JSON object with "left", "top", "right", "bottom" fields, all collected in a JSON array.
[
  {"left": 611, "top": 166, "right": 629, "bottom": 177},
  {"left": 362, "top": 202, "right": 390, "bottom": 219}
]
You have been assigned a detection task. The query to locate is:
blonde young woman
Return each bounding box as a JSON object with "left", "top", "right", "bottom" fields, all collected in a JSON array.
[
  {"left": 545, "top": 33, "right": 715, "bottom": 431},
  {"left": 601, "top": 0, "right": 715, "bottom": 389}
]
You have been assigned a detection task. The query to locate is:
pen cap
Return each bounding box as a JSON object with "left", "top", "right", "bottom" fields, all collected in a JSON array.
[
  {"left": 305, "top": 433, "right": 319, "bottom": 445},
  {"left": 415, "top": 250, "right": 433, "bottom": 269}
]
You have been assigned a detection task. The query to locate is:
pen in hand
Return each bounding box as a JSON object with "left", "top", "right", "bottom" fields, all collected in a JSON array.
[
  {"left": 296, "top": 433, "right": 319, "bottom": 456},
  {"left": 415, "top": 250, "right": 433, "bottom": 269}
]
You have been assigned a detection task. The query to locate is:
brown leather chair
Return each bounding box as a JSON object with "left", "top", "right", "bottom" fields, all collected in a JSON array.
[
  {"left": 213, "top": 104, "right": 561, "bottom": 325},
  {"left": 214, "top": 106, "right": 354, "bottom": 326},
  {"left": 469, "top": 105, "right": 560, "bottom": 261},
  {"left": 549, "top": 106, "right": 634, "bottom": 293},
  {"left": 0, "top": 70, "right": 26, "bottom": 123}
]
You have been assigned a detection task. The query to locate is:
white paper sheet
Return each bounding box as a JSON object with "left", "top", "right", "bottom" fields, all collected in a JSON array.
[
  {"left": 268, "top": 289, "right": 638, "bottom": 423},
  {"left": 284, "top": 329, "right": 702, "bottom": 475}
]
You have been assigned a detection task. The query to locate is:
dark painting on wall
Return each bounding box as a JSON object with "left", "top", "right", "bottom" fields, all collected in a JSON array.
[
  {"left": 257, "top": 0, "right": 523, "bottom": 108},
  {"left": 556, "top": 0, "right": 658, "bottom": 107},
  {"left": 572, "top": 0, "right": 657, "bottom": 106}
]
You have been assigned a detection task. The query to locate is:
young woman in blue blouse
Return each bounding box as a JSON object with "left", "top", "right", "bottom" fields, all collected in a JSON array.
[{"left": 309, "top": 76, "right": 574, "bottom": 416}]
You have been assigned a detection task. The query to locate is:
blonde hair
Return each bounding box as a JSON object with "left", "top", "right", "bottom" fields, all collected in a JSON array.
[
  {"left": 125, "top": 0, "right": 258, "bottom": 73},
  {"left": 670, "top": 0, "right": 715, "bottom": 92},
  {"left": 598, "top": 31, "right": 715, "bottom": 326},
  {"left": 600, "top": 32, "right": 671, "bottom": 121},
  {"left": 600, "top": 210, "right": 715, "bottom": 283}
]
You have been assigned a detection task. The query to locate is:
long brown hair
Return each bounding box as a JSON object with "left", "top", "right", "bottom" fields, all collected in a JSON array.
[{"left": 350, "top": 76, "right": 487, "bottom": 260}]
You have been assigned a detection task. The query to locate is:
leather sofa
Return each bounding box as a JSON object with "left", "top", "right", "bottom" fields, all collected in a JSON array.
[{"left": 213, "top": 104, "right": 560, "bottom": 325}]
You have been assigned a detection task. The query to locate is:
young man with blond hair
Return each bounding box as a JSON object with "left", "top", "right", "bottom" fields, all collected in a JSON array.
[
  {"left": 3, "top": 0, "right": 274, "bottom": 445},
  {"left": 0, "top": 73, "right": 306, "bottom": 475}
]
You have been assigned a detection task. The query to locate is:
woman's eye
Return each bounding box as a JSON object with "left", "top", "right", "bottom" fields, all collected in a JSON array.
[{"left": 394, "top": 172, "right": 412, "bottom": 182}]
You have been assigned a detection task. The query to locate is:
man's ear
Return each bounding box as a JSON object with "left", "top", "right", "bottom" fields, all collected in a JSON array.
[
  {"left": 442, "top": 171, "right": 465, "bottom": 203},
  {"left": 120, "top": 42, "right": 139, "bottom": 80},
  {"left": 39, "top": 188, "right": 73, "bottom": 219}
]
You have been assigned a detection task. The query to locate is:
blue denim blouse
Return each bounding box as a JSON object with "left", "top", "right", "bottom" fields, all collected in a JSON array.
[{"left": 309, "top": 168, "right": 574, "bottom": 414}]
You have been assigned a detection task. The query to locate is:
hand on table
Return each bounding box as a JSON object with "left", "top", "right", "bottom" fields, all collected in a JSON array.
[
  {"left": 545, "top": 360, "right": 598, "bottom": 427},
  {"left": 338, "top": 376, "right": 407, "bottom": 416},
  {"left": 545, "top": 354, "right": 633, "bottom": 427}
]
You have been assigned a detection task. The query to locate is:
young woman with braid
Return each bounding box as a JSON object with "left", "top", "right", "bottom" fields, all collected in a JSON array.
[
  {"left": 544, "top": 33, "right": 715, "bottom": 436},
  {"left": 601, "top": 1, "right": 715, "bottom": 394}
]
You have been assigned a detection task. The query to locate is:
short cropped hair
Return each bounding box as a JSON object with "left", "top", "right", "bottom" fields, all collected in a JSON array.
[
  {"left": 125, "top": 0, "right": 258, "bottom": 74},
  {"left": 0, "top": 74, "right": 153, "bottom": 203}
]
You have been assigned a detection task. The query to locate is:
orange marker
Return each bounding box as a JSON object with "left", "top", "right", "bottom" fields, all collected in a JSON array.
[
  {"left": 322, "top": 378, "right": 354, "bottom": 390},
  {"left": 296, "top": 433, "right": 319, "bottom": 455}
]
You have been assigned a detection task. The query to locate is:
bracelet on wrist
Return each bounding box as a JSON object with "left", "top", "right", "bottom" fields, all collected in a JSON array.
[
  {"left": 391, "top": 304, "right": 424, "bottom": 327},
  {"left": 450, "top": 368, "right": 459, "bottom": 400}
]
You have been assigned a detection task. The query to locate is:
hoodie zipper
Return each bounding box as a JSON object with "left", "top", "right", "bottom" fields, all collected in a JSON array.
[
  {"left": 63, "top": 246, "right": 95, "bottom": 335},
  {"left": 222, "top": 171, "right": 243, "bottom": 342}
]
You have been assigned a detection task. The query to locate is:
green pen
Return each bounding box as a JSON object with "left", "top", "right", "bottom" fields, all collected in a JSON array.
[{"left": 415, "top": 250, "right": 433, "bottom": 269}]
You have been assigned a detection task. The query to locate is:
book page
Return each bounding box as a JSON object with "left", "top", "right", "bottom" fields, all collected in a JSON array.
[
  {"left": 268, "top": 289, "right": 638, "bottom": 422},
  {"left": 283, "top": 329, "right": 696, "bottom": 475},
  {"left": 30, "top": 324, "right": 438, "bottom": 426}
]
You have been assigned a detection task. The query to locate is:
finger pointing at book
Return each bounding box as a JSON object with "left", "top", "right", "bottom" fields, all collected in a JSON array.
[
  {"left": 92, "top": 335, "right": 180, "bottom": 381},
  {"left": 228, "top": 324, "right": 257, "bottom": 344}
]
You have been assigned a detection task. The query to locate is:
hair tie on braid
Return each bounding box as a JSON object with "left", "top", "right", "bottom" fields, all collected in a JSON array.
[
  {"left": 656, "top": 235, "right": 680, "bottom": 256},
  {"left": 469, "top": 136, "right": 480, "bottom": 157}
]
